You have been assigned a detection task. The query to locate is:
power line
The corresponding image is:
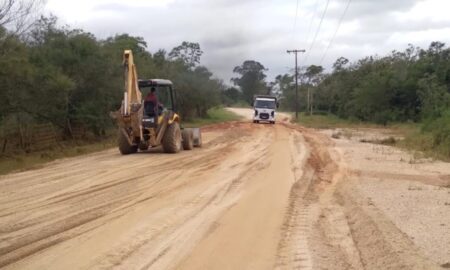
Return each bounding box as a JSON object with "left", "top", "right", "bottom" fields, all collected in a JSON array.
[
  {"left": 293, "top": 0, "right": 300, "bottom": 33},
  {"left": 319, "top": 0, "right": 352, "bottom": 65},
  {"left": 303, "top": 0, "right": 320, "bottom": 55},
  {"left": 303, "top": 0, "right": 330, "bottom": 64}
]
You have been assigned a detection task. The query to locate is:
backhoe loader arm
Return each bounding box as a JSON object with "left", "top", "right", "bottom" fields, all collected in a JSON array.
[{"left": 122, "top": 50, "right": 142, "bottom": 116}]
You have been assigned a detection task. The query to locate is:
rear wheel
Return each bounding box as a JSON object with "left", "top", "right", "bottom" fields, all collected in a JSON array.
[
  {"left": 193, "top": 128, "right": 202, "bottom": 147},
  {"left": 162, "top": 122, "right": 182, "bottom": 153},
  {"left": 118, "top": 131, "right": 138, "bottom": 155},
  {"left": 182, "top": 129, "right": 194, "bottom": 150}
]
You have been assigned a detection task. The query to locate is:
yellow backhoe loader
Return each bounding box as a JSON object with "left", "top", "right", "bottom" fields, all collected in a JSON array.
[{"left": 112, "top": 50, "right": 202, "bottom": 154}]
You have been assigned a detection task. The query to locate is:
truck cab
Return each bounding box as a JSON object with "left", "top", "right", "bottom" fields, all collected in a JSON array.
[{"left": 253, "top": 95, "right": 278, "bottom": 124}]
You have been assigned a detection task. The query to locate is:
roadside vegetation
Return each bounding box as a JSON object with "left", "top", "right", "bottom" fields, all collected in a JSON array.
[
  {"left": 274, "top": 43, "right": 450, "bottom": 160},
  {"left": 294, "top": 113, "right": 381, "bottom": 129},
  {"left": 0, "top": 107, "right": 241, "bottom": 175},
  {"left": 400, "top": 113, "right": 450, "bottom": 160},
  {"left": 184, "top": 107, "right": 243, "bottom": 127},
  {"left": 295, "top": 113, "right": 449, "bottom": 161},
  {"left": 0, "top": 137, "right": 117, "bottom": 175}
]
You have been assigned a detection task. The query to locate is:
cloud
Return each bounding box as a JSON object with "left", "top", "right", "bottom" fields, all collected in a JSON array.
[{"left": 45, "top": 0, "right": 450, "bottom": 82}]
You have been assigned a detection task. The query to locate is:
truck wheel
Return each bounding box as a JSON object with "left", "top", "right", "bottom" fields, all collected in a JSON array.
[
  {"left": 162, "top": 122, "right": 182, "bottom": 153},
  {"left": 118, "top": 131, "right": 138, "bottom": 155},
  {"left": 182, "top": 129, "right": 194, "bottom": 150}
]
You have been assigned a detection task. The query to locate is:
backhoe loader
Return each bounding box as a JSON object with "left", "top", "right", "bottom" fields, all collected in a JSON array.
[{"left": 111, "top": 50, "right": 202, "bottom": 154}]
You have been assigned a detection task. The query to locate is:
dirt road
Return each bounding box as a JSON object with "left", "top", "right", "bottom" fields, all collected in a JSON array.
[{"left": 1, "top": 109, "right": 449, "bottom": 269}]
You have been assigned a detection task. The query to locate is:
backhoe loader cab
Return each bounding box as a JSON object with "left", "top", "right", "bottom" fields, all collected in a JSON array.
[
  {"left": 112, "top": 50, "right": 202, "bottom": 155},
  {"left": 139, "top": 79, "right": 175, "bottom": 119}
]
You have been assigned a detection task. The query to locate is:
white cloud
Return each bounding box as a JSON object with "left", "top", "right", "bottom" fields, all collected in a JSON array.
[
  {"left": 44, "top": 0, "right": 450, "bottom": 82},
  {"left": 46, "top": 0, "right": 174, "bottom": 22}
]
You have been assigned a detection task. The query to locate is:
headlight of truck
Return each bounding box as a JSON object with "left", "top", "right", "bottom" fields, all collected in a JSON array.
[
  {"left": 271, "top": 111, "right": 275, "bottom": 117},
  {"left": 255, "top": 110, "right": 258, "bottom": 116}
]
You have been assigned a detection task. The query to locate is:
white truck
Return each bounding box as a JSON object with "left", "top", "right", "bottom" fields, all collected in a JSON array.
[{"left": 253, "top": 95, "right": 278, "bottom": 124}]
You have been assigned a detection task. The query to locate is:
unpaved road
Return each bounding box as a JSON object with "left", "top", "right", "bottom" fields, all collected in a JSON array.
[{"left": 1, "top": 109, "right": 449, "bottom": 269}]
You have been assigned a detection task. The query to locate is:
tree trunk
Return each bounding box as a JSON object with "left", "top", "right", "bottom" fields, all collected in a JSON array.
[
  {"left": 18, "top": 124, "right": 24, "bottom": 150},
  {"left": 2, "top": 139, "right": 7, "bottom": 154},
  {"left": 307, "top": 88, "right": 310, "bottom": 115},
  {"left": 66, "top": 119, "right": 74, "bottom": 139}
]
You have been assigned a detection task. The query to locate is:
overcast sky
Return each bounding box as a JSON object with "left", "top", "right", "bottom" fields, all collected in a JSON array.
[{"left": 45, "top": 0, "right": 450, "bottom": 83}]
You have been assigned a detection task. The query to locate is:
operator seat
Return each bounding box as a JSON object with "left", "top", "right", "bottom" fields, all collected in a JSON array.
[{"left": 143, "top": 101, "right": 158, "bottom": 128}]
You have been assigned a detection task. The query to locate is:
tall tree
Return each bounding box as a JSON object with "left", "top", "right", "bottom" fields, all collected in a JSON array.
[
  {"left": 303, "top": 65, "right": 324, "bottom": 115},
  {"left": 231, "top": 60, "right": 267, "bottom": 104},
  {"left": 0, "top": 0, "right": 43, "bottom": 35},
  {"left": 169, "top": 41, "right": 203, "bottom": 68}
]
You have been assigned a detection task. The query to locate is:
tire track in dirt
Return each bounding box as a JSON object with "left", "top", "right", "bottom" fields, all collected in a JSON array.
[
  {"left": 1, "top": 110, "right": 448, "bottom": 269},
  {"left": 176, "top": 124, "right": 298, "bottom": 270},
  {"left": 0, "top": 124, "right": 273, "bottom": 269},
  {"left": 275, "top": 124, "right": 363, "bottom": 270},
  {"left": 276, "top": 122, "right": 441, "bottom": 270}
]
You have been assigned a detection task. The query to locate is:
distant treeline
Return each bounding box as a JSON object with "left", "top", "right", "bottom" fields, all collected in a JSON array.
[
  {"left": 277, "top": 42, "right": 449, "bottom": 123},
  {"left": 0, "top": 16, "right": 225, "bottom": 142},
  {"left": 275, "top": 42, "right": 450, "bottom": 156}
]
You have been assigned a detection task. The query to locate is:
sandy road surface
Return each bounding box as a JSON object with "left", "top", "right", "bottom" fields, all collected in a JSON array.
[{"left": 1, "top": 109, "right": 449, "bottom": 269}]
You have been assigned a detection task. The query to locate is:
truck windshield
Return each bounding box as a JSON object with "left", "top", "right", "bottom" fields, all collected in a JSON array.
[{"left": 255, "top": 100, "right": 276, "bottom": 109}]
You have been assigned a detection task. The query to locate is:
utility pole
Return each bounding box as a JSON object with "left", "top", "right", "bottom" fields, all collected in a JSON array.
[{"left": 287, "top": 49, "right": 305, "bottom": 120}]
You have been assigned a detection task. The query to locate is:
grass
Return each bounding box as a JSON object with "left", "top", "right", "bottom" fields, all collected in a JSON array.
[
  {"left": 0, "top": 138, "right": 116, "bottom": 175},
  {"left": 0, "top": 107, "right": 242, "bottom": 176},
  {"left": 184, "top": 107, "right": 243, "bottom": 127},
  {"left": 228, "top": 101, "right": 251, "bottom": 108},
  {"left": 293, "top": 113, "right": 382, "bottom": 129},
  {"left": 294, "top": 113, "right": 418, "bottom": 132},
  {"left": 293, "top": 112, "right": 449, "bottom": 161},
  {"left": 399, "top": 129, "right": 450, "bottom": 162}
]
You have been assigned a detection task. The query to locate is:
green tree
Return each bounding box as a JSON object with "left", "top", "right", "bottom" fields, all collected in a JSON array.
[
  {"left": 222, "top": 87, "right": 243, "bottom": 106},
  {"left": 303, "top": 65, "right": 324, "bottom": 115},
  {"left": 231, "top": 60, "right": 267, "bottom": 104},
  {"left": 169, "top": 41, "right": 203, "bottom": 68}
]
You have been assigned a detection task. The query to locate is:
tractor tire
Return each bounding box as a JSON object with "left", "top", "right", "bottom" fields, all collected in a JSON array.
[
  {"left": 162, "top": 122, "right": 182, "bottom": 153},
  {"left": 182, "top": 129, "right": 194, "bottom": 150},
  {"left": 193, "top": 128, "right": 202, "bottom": 148},
  {"left": 118, "top": 131, "right": 138, "bottom": 155}
]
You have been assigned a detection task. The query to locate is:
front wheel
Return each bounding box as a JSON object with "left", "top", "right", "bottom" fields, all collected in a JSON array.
[{"left": 162, "top": 122, "right": 182, "bottom": 153}]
